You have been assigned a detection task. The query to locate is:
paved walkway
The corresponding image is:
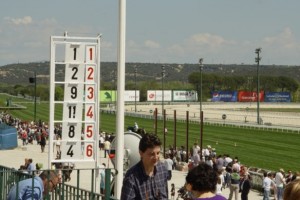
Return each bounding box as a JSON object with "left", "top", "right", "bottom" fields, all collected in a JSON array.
[{"left": 0, "top": 139, "right": 266, "bottom": 200}]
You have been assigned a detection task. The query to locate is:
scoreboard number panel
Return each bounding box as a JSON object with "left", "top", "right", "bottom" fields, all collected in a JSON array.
[
  {"left": 85, "top": 84, "right": 95, "bottom": 103},
  {"left": 62, "top": 122, "right": 82, "bottom": 141},
  {"left": 85, "top": 45, "right": 96, "bottom": 64},
  {"left": 84, "top": 123, "right": 95, "bottom": 141},
  {"left": 85, "top": 65, "right": 95, "bottom": 83},
  {"left": 61, "top": 140, "right": 83, "bottom": 160},
  {"left": 50, "top": 36, "right": 100, "bottom": 165},
  {"left": 84, "top": 103, "right": 95, "bottom": 122},
  {"left": 84, "top": 142, "right": 95, "bottom": 160},
  {"left": 65, "top": 64, "right": 85, "bottom": 83},
  {"left": 62, "top": 103, "right": 83, "bottom": 122},
  {"left": 65, "top": 83, "right": 84, "bottom": 102},
  {"left": 65, "top": 44, "right": 85, "bottom": 63}
]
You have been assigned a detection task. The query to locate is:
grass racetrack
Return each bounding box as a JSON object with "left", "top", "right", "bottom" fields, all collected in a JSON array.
[{"left": 1, "top": 93, "right": 299, "bottom": 172}]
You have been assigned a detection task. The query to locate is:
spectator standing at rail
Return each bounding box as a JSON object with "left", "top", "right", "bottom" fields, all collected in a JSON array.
[
  {"left": 203, "top": 146, "right": 210, "bottom": 161},
  {"left": 99, "top": 133, "right": 105, "bottom": 150},
  {"left": 239, "top": 173, "right": 251, "bottom": 200},
  {"left": 228, "top": 168, "right": 240, "bottom": 200},
  {"left": 104, "top": 139, "right": 111, "bottom": 157},
  {"left": 224, "top": 154, "right": 233, "bottom": 167},
  {"left": 133, "top": 122, "right": 138, "bottom": 132},
  {"left": 40, "top": 133, "right": 46, "bottom": 153},
  {"left": 285, "top": 170, "right": 293, "bottom": 184},
  {"left": 179, "top": 146, "right": 186, "bottom": 162},
  {"left": 99, "top": 163, "right": 106, "bottom": 195},
  {"left": 21, "top": 128, "right": 28, "bottom": 146},
  {"left": 27, "top": 158, "right": 36, "bottom": 175},
  {"left": 232, "top": 158, "right": 241, "bottom": 173},
  {"left": 263, "top": 172, "right": 273, "bottom": 200},
  {"left": 164, "top": 154, "right": 174, "bottom": 181},
  {"left": 192, "top": 150, "right": 201, "bottom": 168},
  {"left": 216, "top": 169, "right": 224, "bottom": 196},
  {"left": 216, "top": 155, "right": 225, "bottom": 170},
  {"left": 55, "top": 135, "right": 61, "bottom": 158},
  {"left": 275, "top": 168, "right": 286, "bottom": 200},
  {"left": 192, "top": 143, "right": 200, "bottom": 157}
]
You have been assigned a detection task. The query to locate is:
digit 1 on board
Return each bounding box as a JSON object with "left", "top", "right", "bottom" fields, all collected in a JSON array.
[
  {"left": 89, "top": 48, "right": 93, "bottom": 60},
  {"left": 73, "top": 48, "right": 77, "bottom": 60}
]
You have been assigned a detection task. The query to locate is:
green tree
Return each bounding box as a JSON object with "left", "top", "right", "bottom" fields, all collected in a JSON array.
[
  {"left": 55, "top": 86, "right": 64, "bottom": 101},
  {"left": 277, "top": 76, "right": 299, "bottom": 92}
]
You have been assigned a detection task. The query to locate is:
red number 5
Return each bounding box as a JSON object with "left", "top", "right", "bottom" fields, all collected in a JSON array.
[{"left": 86, "top": 125, "right": 93, "bottom": 138}]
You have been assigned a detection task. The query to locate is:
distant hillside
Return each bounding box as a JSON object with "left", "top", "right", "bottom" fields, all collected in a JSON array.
[{"left": 0, "top": 62, "right": 299, "bottom": 85}]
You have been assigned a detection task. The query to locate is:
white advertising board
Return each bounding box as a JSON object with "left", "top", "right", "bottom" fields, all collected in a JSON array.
[
  {"left": 124, "top": 90, "right": 140, "bottom": 102},
  {"left": 147, "top": 90, "right": 172, "bottom": 101},
  {"left": 172, "top": 90, "right": 198, "bottom": 101}
]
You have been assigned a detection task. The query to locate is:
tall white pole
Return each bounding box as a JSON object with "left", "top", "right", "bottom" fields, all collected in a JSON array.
[{"left": 115, "top": 0, "right": 126, "bottom": 198}]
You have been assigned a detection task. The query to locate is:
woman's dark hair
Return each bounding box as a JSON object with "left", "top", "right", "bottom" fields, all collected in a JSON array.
[
  {"left": 139, "top": 133, "right": 161, "bottom": 152},
  {"left": 186, "top": 163, "right": 218, "bottom": 192}
]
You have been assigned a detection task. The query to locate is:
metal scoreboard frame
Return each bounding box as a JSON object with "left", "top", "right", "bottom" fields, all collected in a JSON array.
[{"left": 49, "top": 33, "right": 101, "bottom": 168}]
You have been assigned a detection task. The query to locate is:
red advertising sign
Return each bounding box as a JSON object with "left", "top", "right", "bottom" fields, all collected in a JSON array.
[{"left": 238, "top": 91, "right": 264, "bottom": 102}]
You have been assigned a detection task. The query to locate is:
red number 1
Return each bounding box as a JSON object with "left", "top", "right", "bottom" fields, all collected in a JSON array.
[{"left": 89, "top": 48, "right": 93, "bottom": 60}]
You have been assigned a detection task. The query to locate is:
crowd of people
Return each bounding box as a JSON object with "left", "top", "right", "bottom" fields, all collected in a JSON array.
[
  {"left": 2, "top": 112, "right": 300, "bottom": 200},
  {"left": 164, "top": 142, "right": 300, "bottom": 200},
  {"left": 263, "top": 168, "right": 300, "bottom": 200},
  {"left": 1, "top": 112, "right": 49, "bottom": 153}
]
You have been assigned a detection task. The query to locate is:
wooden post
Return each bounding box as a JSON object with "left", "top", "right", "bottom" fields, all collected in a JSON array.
[{"left": 186, "top": 111, "right": 189, "bottom": 163}]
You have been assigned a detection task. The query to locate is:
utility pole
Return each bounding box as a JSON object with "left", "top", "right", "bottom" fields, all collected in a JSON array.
[
  {"left": 255, "top": 48, "right": 262, "bottom": 125},
  {"left": 134, "top": 66, "right": 137, "bottom": 112}
]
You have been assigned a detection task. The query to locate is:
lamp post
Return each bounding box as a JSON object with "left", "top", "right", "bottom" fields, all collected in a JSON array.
[
  {"left": 134, "top": 66, "right": 137, "bottom": 112},
  {"left": 110, "top": 70, "right": 117, "bottom": 110},
  {"left": 199, "top": 58, "right": 204, "bottom": 113},
  {"left": 161, "top": 65, "right": 166, "bottom": 115},
  {"left": 255, "top": 48, "right": 262, "bottom": 125},
  {"left": 29, "top": 72, "right": 37, "bottom": 122},
  {"left": 110, "top": 71, "right": 114, "bottom": 108},
  {"left": 114, "top": 70, "right": 117, "bottom": 110},
  {"left": 198, "top": 58, "right": 204, "bottom": 161}
]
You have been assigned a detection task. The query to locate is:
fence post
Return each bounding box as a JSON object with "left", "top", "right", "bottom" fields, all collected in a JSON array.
[{"left": 104, "top": 168, "right": 111, "bottom": 200}]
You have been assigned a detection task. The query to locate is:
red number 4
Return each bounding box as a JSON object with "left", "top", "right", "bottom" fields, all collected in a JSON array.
[{"left": 86, "top": 106, "right": 93, "bottom": 118}]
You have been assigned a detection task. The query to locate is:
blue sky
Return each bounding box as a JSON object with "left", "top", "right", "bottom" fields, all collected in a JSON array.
[{"left": 0, "top": 0, "right": 299, "bottom": 66}]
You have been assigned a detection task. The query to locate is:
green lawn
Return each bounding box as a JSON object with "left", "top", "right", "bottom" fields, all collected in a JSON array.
[
  {"left": 1, "top": 93, "right": 299, "bottom": 172},
  {"left": 99, "top": 112, "right": 300, "bottom": 171}
]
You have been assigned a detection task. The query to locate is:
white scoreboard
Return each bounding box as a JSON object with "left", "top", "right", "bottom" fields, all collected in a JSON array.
[{"left": 49, "top": 34, "right": 100, "bottom": 165}]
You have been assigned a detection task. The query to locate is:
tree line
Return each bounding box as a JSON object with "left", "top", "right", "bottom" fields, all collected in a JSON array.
[{"left": 0, "top": 73, "right": 299, "bottom": 102}]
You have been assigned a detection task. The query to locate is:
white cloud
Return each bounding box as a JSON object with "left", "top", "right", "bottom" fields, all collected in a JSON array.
[
  {"left": 127, "top": 40, "right": 139, "bottom": 48},
  {"left": 167, "top": 44, "right": 185, "bottom": 55},
  {"left": 144, "top": 40, "right": 160, "bottom": 48},
  {"left": 185, "top": 33, "right": 236, "bottom": 49},
  {"left": 263, "top": 27, "right": 296, "bottom": 49},
  {"left": 4, "top": 16, "right": 33, "bottom": 25}
]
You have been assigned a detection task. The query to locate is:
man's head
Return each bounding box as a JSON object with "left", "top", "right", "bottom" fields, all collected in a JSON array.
[
  {"left": 40, "top": 170, "right": 60, "bottom": 195},
  {"left": 185, "top": 163, "right": 218, "bottom": 193},
  {"left": 139, "top": 133, "right": 162, "bottom": 166}
]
